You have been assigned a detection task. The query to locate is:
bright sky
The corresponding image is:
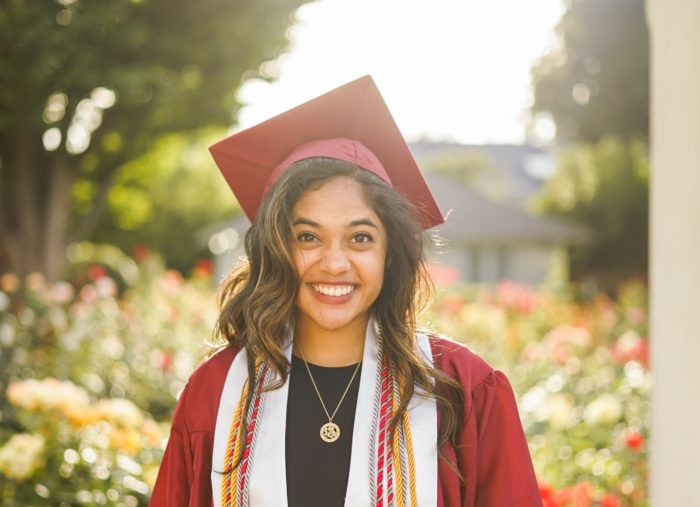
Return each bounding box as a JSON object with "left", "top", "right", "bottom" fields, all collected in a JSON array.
[{"left": 236, "top": 0, "right": 564, "bottom": 144}]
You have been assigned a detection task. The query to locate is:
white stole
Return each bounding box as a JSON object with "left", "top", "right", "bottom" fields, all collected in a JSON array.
[{"left": 211, "top": 322, "right": 437, "bottom": 506}]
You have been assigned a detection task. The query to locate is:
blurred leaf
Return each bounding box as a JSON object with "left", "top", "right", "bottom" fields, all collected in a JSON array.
[
  {"left": 532, "top": 137, "right": 649, "bottom": 286},
  {"left": 531, "top": 0, "right": 649, "bottom": 142}
]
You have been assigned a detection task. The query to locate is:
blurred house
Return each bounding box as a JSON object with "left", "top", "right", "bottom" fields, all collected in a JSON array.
[{"left": 205, "top": 143, "right": 590, "bottom": 286}]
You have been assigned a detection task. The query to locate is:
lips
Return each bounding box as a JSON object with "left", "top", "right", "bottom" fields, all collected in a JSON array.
[{"left": 310, "top": 283, "right": 356, "bottom": 297}]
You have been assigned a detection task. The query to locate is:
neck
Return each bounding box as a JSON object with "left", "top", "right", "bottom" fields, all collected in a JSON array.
[{"left": 293, "top": 315, "right": 368, "bottom": 367}]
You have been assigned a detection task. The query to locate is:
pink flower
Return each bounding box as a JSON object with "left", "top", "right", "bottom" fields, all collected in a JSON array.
[
  {"left": 427, "top": 263, "right": 459, "bottom": 285},
  {"left": 437, "top": 294, "right": 466, "bottom": 315},
  {"left": 79, "top": 284, "right": 97, "bottom": 303},
  {"left": 496, "top": 281, "right": 538, "bottom": 313},
  {"left": 162, "top": 270, "right": 183, "bottom": 292}
]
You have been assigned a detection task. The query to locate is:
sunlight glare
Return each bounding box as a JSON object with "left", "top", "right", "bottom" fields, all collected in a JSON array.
[{"left": 235, "top": 0, "right": 564, "bottom": 144}]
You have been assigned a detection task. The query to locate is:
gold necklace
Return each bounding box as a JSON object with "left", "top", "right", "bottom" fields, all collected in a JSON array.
[{"left": 297, "top": 344, "right": 362, "bottom": 443}]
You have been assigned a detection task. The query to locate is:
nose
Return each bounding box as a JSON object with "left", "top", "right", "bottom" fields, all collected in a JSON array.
[{"left": 319, "top": 243, "right": 350, "bottom": 275}]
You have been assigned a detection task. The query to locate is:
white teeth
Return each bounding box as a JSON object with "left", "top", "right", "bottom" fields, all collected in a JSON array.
[{"left": 311, "top": 284, "right": 355, "bottom": 297}]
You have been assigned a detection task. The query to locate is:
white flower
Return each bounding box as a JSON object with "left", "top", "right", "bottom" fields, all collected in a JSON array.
[
  {"left": 540, "top": 393, "right": 576, "bottom": 429},
  {"left": 584, "top": 393, "right": 622, "bottom": 426},
  {"left": 0, "top": 433, "right": 45, "bottom": 480},
  {"left": 0, "top": 291, "right": 9, "bottom": 312}
]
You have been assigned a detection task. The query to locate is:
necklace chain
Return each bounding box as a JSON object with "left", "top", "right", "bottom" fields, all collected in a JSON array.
[{"left": 297, "top": 343, "right": 362, "bottom": 430}]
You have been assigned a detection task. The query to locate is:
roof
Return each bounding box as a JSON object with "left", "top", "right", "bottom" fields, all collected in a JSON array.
[
  {"left": 426, "top": 172, "right": 591, "bottom": 244},
  {"left": 410, "top": 142, "right": 557, "bottom": 209}
]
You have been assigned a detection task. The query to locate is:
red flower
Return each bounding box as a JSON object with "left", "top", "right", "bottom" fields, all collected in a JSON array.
[
  {"left": 88, "top": 264, "right": 108, "bottom": 281},
  {"left": 601, "top": 493, "right": 622, "bottom": 507},
  {"left": 193, "top": 258, "right": 214, "bottom": 278},
  {"left": 538, "top": 482, "right": 561, "bottom": 507},
  {"left": 624, "top": 429, "right": 645, "bottom": 450},
  {"left": 612, "top": 331, "right": 649, "bottom": 368},
  {"left": 132, "top": 243, "right": 150, "bottom": 262}
]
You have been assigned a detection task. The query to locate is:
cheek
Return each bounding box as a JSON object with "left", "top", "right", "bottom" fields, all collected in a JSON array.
[{"left": 364, "top": 252, "right": 387, "bottom": 287}]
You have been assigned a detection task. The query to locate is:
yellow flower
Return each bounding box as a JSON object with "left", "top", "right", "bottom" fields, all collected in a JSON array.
[
  {"left": 142, "top": 419, "right": 163, "bottom": 447},
  {"left": 95, "top": 399, "right": 144, "bottom": 429},
  {"left": 7, "top": 378, "right": 90, "bottom": 418},
  {"left": 108, "top": 428, "right": 141, "bottom": 455}
]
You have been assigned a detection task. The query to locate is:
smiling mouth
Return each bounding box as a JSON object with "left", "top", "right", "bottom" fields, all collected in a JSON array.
[{"left": 310, "top": 283, "right": 356, "bottom": 297}]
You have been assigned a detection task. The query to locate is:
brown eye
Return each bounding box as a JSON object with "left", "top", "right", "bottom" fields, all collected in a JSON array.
[
  {"left": 352, "top": 232, "right": 374, "bottom": 244},
  {"left": 297, "top": 232, "right": 318, "bottom": 243}
]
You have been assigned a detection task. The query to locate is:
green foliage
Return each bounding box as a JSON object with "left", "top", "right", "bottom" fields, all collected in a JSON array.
[
  {"left": 89, "top": 129, "right": 240, "bottom": 272},
  {"left": 531, "top": 0, "right": 649, "bottom": 142},
  {"left": 0, "top": 0, "right": 308, "bottom": 278},
  {"left": 533, "top": 137, "right": 649, "bottom": 285}
]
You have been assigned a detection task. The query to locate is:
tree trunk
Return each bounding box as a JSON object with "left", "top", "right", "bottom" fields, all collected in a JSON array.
[
  {"left": 43, "top": 155, "right": 77, "bottom": 282},
  {"left": 0, "top": 132, "right": 79, "bottom": 282},
  {"left": 13, "top": 132, "right": 41, "bottom": 276}
]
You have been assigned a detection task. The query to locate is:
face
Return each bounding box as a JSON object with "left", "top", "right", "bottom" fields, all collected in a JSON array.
[{"left": 291, "top": 177, "right": 387, "bottom": 337}]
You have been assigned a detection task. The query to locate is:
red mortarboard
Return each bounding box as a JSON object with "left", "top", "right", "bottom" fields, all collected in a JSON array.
[{"left": 209, "top": 75, "right": 444, "bottom": 229}]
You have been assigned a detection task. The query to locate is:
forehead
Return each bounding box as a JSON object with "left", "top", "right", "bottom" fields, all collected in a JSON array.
[{"left": 292, "top": 178, "right": 382, "bottom": 225}]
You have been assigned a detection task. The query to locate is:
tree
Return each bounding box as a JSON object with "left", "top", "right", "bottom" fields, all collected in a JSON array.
[
  {"left": 533, "top": 137, "right": 649, "bottom": 286},
  {"left": 0, "top": 0, "right": 309, "bottom": 281},
  {"left": 531, "top": 0, "right": 649, "bottom": 142}
]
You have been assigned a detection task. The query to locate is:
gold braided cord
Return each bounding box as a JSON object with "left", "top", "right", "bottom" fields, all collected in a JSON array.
[
  {"left": 221, "top": 376, "right": 250, "bottom": 507},
  {"left": 402, "top": 408, "right": 418, "bottom": 507},
  {"left": 391, "top": 380, "right": 405, "bottom": 507}
]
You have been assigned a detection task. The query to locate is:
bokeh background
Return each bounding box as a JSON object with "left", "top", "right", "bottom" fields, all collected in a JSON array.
[{"left": 0, "top": 0, "right": 671, "bottom": 505}]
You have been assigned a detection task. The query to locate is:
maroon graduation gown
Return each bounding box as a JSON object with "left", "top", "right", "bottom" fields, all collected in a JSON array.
[{"left": 150, "top": 337, "right": 542, "bottom": 506}]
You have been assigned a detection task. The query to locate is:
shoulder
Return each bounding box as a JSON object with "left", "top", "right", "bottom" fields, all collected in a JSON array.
[
  {"left": 176, "top": 345, "right": 241, "bottom": 432},
  {"left": 424, "top": 333, "right": 496, "bottom": 394},
  {"left": 187, "top": 345, "right": 240, "bottom": 391}
]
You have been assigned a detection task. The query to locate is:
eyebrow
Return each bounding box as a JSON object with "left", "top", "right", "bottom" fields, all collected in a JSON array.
[{"left": 292, "top": 217, "right": 379, "bottom": 229}]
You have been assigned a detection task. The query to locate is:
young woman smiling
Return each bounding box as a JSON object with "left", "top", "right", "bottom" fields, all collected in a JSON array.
[{"left": 150, "top": 76, "right": 542, "bottom": 507}]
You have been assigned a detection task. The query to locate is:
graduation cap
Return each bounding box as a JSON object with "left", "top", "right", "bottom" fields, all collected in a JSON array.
[{"left": 209, "top": 75, "right": 444, "bottom": 229}]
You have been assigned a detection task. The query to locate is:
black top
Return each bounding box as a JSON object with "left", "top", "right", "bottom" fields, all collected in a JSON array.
[{"left": 285, "top": 354, "right": 362, "bottom": 507}]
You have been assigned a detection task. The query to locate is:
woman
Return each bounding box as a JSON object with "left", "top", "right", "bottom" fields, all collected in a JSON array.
[{"left": 151, "top": 76, "right": 542, "bottom": 507}]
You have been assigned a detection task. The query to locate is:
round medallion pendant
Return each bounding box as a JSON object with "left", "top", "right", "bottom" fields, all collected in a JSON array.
[{"left": 320, "top": 422, "right": 340, "bottom": 443}]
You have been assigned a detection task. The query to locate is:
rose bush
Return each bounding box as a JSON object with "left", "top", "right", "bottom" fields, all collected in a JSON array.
[
  {"left": 0, "top": 244, "right": 215, "bottom": 504},
  {"left": 0, "top": 243, "right": 648, "bottom": 505},
  {"left": 428, "top": 278, "right": 649, "bottom": 506}
]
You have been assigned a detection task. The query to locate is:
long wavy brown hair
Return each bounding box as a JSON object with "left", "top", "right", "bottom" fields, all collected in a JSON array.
[{"left": 213, "top": 157, "right": 465, "bottom": 471}]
